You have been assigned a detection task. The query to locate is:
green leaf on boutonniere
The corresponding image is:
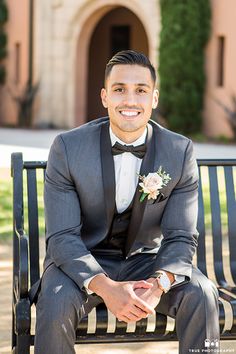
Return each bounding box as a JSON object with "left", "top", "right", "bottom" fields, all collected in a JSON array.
[{"left": 140, "top": 192, "right": 148, "bottom": 202}]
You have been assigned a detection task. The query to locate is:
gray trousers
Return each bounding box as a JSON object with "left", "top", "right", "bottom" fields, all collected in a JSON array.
[{"left": 35, "top": 253, "right": 220, "bottom": 354}]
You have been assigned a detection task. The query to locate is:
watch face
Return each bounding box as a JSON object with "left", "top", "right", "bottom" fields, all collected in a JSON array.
[{"left": 159, "top": 274, "right": 171, "bottom": 292}]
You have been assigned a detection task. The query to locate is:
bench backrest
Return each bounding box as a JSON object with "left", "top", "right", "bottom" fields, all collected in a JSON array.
[{"left": 11, "top": 153, "right": 236, "bottom": 289}]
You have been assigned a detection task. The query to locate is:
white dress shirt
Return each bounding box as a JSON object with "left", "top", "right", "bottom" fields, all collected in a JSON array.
[
  {"left": 109, "top": 126, "right": 147, "bottom": 213},
  {"left": 84, "top": 126, "right": 184, "bottom": 293}
]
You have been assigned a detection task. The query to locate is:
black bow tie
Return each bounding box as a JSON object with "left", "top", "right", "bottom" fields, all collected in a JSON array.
[{"left": 112, "top": 141, "right": 146, "bottom": 159}]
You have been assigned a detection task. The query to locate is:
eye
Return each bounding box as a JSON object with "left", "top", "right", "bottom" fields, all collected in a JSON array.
[
  {"left": 114, "top": 87, "right": 124, "bottom": 93},
  {"left": 137, "top": 88, "right": 146, "bottom": 93}
]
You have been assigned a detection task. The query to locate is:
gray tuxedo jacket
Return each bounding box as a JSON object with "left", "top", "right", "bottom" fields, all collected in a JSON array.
[{"left": 43, "top": 117, "right": 199, "bottom": 292}]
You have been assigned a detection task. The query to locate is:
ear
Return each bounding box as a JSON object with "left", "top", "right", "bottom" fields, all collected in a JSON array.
[
  {"left": 101, "top": 88, "right": 108, "bottom": 108},
  {"left": 152, "top": 89, "right": 159, "bottom": 109}
]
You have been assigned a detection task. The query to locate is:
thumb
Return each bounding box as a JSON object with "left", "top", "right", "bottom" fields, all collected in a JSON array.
[{"left": 133, "top": 280, "right": 153, "bottom": 290}]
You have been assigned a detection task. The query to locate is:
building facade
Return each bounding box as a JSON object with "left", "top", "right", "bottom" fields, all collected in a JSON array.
[
  {"left": 203, "top": 0, "right": 236, "bottom": 138},
  {"left": 0, "top": 0, "right": 235, "bottom": 138},
  {"left": 0, "top": 0, "right": 29, "bottom": 126}
]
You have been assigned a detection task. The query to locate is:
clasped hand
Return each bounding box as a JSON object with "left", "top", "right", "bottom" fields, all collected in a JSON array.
[{"left": 89, "top": 275, "right": 163, "bottom": 323}]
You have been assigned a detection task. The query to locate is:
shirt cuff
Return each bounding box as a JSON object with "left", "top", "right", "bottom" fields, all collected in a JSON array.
[
  {"left": 83, "top": 273, "right": 105, "bottom": 295},
  {"left": 172, "top": 274, "right": 185, "bottom": 286},
  {"left": 83, "top": 276, "right": 97, "bottom": 295}
]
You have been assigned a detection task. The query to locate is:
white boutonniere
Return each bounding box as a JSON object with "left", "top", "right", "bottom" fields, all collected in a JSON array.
[{"left": 138, "top": 166, "right": 171, "bottom": 202}]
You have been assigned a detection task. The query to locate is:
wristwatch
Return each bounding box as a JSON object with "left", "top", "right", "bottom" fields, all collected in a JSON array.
[{"left": 153, "top": 271, "right": 171, "bottom": 293}]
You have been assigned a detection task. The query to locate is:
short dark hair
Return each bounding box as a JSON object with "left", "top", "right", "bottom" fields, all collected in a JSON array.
[{"left": 104, "top": 50, "right": 156, "bottom": 85}]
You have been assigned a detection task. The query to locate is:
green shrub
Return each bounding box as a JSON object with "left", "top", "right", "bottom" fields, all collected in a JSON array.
[
  {"left": 0, "top": 30, "right": 7, "bottom": 59},
  {"left": 0, "top": 0, "right": 8, "bottom": 23},
  {"left": 159, "top": 0, "right": 211, "bottom": 134},
  {"left": 0, "top": 64, "right": 5, "bottom": 82}
]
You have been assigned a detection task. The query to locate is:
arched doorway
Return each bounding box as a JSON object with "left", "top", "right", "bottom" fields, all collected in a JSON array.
[{"left": 86, "top": 7, "right": 149, "bottom": 122}]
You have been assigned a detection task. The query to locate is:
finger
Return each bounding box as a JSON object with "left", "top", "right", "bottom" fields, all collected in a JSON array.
[
  {"left": 146, "top": 277, "right": 155, "bottom": 282},
  {"left": 133, "top": 297, "right": 155, "bottom": 315},
  {"left": 130, "top": 305, "right": 148, "bottom": 318},
  {"left": 133, "top": 280, "right": 153, "bottom": 290},
  {"left": 129, "top": 310, "right": 149, "bottom": 322},
  {"left": 125, "top": 312, "right": 141, "bottom": 322},
  {"left": 117, "top": 315, "right": 135, "bottom": 324},
  {"left": 118, "top": 303, "right": 147, "bottom": 321}
]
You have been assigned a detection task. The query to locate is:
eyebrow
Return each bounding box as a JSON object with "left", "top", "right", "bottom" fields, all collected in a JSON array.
[{"left": 111, "top": 82, "right": 152, "bottom": 89}]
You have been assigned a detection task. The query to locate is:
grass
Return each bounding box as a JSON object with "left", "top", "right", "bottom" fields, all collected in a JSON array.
[
  {"left": 0, "top": 176, "right": 13, "bottom": 240},
  {"left": 0, "top": 167, "right": 235, "bottom": 241},
  {"left": 0, "top": 169, "right": 45, "bottom": 241}
]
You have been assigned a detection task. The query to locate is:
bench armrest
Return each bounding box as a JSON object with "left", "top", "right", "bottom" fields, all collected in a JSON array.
[{"left": 14, "top": 228, "right": 29, "bottom": 299}]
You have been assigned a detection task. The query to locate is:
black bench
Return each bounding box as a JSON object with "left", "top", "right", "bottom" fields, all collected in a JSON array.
[{"left": 11, "top": 152, "right": 236, "bottom": 353}]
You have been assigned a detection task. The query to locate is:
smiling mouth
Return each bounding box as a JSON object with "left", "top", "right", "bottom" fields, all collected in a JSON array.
[{"left": 119, "top": 110, "right": 141, "bottom": 118}]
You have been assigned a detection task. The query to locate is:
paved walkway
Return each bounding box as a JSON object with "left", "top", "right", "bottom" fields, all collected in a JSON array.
[
  {"left": 0, "top": 127, "right": 236, "bottom": 168},
  {"left": 0, "top": 128, "right": 236, "bottom": 353}
]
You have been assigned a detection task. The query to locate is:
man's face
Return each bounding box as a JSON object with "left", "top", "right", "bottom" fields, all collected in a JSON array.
[{"left": 101, "top": 64, "right": 159, "bottom": 141}]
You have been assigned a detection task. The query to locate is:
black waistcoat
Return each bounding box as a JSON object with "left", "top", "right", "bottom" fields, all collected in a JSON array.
[{"left": 93, "top": 200, "right": 134, "bottom": 255}]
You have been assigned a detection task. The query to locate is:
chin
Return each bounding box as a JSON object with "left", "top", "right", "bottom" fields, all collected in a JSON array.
[{"left": 118, "top": 123, "right": 142, "bottom": 132}]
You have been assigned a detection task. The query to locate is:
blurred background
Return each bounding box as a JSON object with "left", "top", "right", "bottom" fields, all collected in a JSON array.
[
  {"left": 0, "top": 1, "right": 236, "bottom": 353},
  {"left": 0, "top": 0, "right": 235, "bottom": 140}
]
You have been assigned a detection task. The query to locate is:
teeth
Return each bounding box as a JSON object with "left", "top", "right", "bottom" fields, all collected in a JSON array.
[{"left": 120, "top": 111, "right": 139, "bottom": 117}]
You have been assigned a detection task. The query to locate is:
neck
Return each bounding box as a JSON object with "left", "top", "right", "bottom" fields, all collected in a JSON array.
[{"left": 110, "top": 125, "right": 146, "bottom": 144}]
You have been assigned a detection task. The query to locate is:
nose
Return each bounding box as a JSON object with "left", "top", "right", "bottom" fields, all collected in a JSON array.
[{"left": 122, "top": 91, "right": 138, "bottom": 107}]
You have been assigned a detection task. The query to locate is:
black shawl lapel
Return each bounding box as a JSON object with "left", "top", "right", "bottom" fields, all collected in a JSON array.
[
  {"left": 125, "top": 123, "right": 155, "bottom": 255},
  {"left": 100, "top": 122, "right": 116, "bottom": 231}
]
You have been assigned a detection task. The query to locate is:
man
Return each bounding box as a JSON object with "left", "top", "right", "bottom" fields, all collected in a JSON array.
[{"left": 34, "top": 50, "right": 219, "bottom": 353}]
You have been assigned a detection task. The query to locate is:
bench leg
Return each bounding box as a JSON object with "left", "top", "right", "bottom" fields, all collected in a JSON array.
[
  {"left": 16, "top": 334, "right": 31, "bottom": 354},
  {"left": 14, "top": 298, "right": 31, "bottom": 354},
  {"left": 12, "top": 307, "right": 17, "bottom": 352}
]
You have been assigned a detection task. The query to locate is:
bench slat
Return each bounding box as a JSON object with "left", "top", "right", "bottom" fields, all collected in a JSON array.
[
  {"left": 218, "top": 289, "right": 236, "bottom": 334},
  {"left": 209, "top": 166, "right": 226, "bottom": 286},
  {"left": 27, "top": 169, "right": 40, "bottom": 287},
  {"left": 224, "top": 166, "right": 236, "bottom": 285},
  {"left": 11, "top": 153, "right": 24, "bottom": 289},
  {"left": 196, "top": 166, "right": 207, "bottom": 276}
]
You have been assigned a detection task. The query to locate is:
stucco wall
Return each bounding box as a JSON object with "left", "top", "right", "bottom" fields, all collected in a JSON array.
[
  {"left": 0, "top": 0, "right": 29, "bottom": 125},
  {"left": 1, "top": 0, "right": 235, "bottom": 137},
  {"left": 35, "top": 0, "right": 160, "bottom": 128},
  {"left": 203, "top": 0, "right": 236, "bottom": 138}
]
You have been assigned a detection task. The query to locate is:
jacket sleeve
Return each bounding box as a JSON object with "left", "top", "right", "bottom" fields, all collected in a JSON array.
[
  {"left": 44, "top": 135, "right": 106, "bottom": 291},
  {"left": 153, "top": 140, "right": 199, "bottom": 280}
]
